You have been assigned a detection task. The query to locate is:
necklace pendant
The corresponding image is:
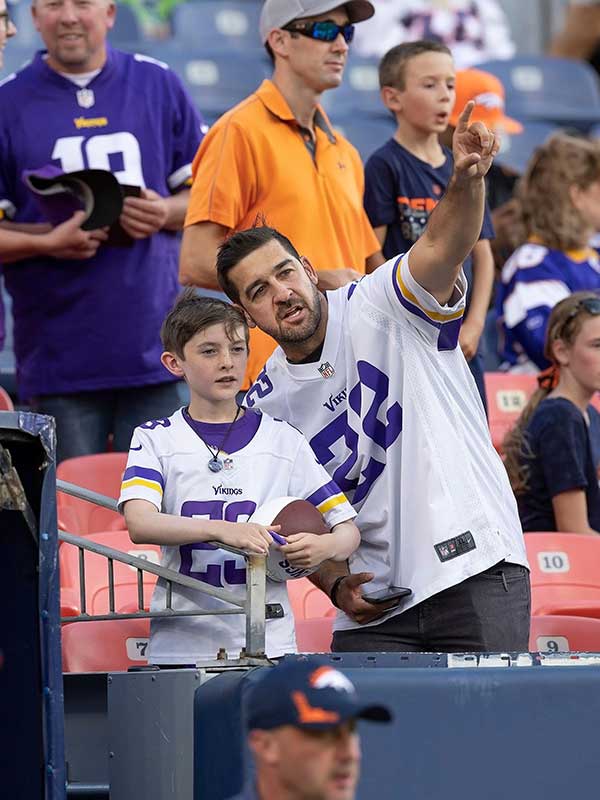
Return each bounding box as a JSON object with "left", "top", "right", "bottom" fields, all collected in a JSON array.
[{"left": 208, "top": 457, "right": 224, "bottom": 473}]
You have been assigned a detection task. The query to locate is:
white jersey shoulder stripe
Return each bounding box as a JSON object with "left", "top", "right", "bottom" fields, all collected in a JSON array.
[
  {"left": 133, "top": 53, "right": 169, "bottom": 70},
  {"left": 503, "top": 279, "right": 569, "bottom": 329}
]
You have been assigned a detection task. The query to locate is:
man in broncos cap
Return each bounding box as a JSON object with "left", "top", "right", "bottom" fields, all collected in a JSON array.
[{"left": 227, "top": 658, "right": 391, "bottom": 800}]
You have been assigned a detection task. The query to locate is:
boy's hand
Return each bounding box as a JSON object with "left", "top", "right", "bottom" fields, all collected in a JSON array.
[
  {"left": 47, "top": 211, "right": 108, "bottom": 259},
  {"left": 453, "top": 101, "right": 500, "bottom": 181},
  {"left": 280, "top": 532, "right": 335, "bottom": 570},
  {"left": 216, "top": 522, "right": 279, "bottom": 555},
  {"left": 459, "top": 317, "right": 484, "bottom": 361},
  {"left": 120, "top": 188, "right": 169, "bottom": 239}
]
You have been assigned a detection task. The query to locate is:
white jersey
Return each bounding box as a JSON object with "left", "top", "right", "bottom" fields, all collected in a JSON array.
[
  {"left": 118, "top": 408, "right": 355, "bottom": 662},
  {"left": 246, "top": 252, "right": 528, "bottom": 631}
]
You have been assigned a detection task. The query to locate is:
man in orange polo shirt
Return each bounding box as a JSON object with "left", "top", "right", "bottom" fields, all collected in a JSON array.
[{"left": 180, "top": 0, "right": 383, "bottom": 386}]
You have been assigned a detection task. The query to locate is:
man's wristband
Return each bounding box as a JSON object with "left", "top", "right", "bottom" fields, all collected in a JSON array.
[{"left": 330, "top": 575, "right": 349, "bottom": 609}]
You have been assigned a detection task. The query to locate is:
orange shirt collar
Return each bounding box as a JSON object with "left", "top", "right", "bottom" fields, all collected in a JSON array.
[{"left": 256, "top": 79, "right": 336, "bottom": 142}]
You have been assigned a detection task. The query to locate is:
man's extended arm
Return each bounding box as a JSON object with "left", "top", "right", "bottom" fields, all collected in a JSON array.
[{"left": 409, "top": 102, "right": 499, "bottom": 304}]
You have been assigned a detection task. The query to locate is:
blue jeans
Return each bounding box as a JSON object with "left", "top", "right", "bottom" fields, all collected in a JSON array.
[
  {"left": 32, "top": 381, "right": 186, "bottom": 462},
  {"left": 332, "top": 562, "right": 531, "bottom": 653}
]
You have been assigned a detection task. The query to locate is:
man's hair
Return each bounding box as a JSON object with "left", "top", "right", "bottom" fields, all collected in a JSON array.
[
  {"left": 216, "top": 225, "right": 302, "bottom": 304},
  {"left": 379, "top": 40, "right": 452, "bottom": 90},
  {"left": 160, "top": 289, "right": 248, "bottom": 358}
]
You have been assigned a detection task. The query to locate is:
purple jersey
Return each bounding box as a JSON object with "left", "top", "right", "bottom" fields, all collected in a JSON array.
[{"left": 0, "top": 48, "right": 204, "bottom": 400}]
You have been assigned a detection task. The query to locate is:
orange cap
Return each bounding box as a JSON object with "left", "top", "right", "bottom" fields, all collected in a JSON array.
[{"left": 449, "top": 68, "right": 523, "bottom": 134}]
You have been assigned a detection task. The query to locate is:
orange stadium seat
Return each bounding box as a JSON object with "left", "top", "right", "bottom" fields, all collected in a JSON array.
[
  {"left": 287, "top": 578, "right": 336, "bottom": 621},
  {"left": 529, "top": 615, "right": 600, "bottom": 652},
  {"left": 525, "top": 532, "right": 600, "bottom": 616},
  {"left": 0, "top": 386, "right": 14, "bottom": 411},
  {"left": 57, "top": 452, "right": 128, "bottom": 535},
  {"left": 484, "top": 372, "right": 537, "bottom": 453},
  {"left": 59, "top": 530, "right": 159, "bottom": 617},
  {"left": 61, "top": 618, "right": 150, "bottom": 672},
  {"left": 295, "top": 617, "right": 334, "bottom": 654}
]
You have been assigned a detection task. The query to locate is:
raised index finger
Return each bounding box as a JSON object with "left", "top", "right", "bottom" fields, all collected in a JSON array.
[{"left": 455, "top": 100, "right": 475, "bottom": 133}]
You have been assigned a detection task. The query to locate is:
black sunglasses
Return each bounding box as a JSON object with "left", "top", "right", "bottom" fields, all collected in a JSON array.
[{"left": 284, "top": 20, "right": 355, "bottom": 44}]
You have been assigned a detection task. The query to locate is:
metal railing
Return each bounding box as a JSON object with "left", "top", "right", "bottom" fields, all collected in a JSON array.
[{"left": 57, "top": 479, "right": 272, "bottom": 663}]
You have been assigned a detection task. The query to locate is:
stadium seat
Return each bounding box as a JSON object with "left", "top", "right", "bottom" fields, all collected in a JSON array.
[
  {"left": 287, "top": 578, "right": 336, "bottom": 621},
  {"left": 295, "top": 617, "right": 334, "bottom": 653},
  {"left": 57, "top": 452, "right": 128, "bottom": 535},
  {"left": 332, "top": 114, "right": 396, "bottom": 163},
  {"left": 59, "top": 530, "right": 159, "bottom": 616},
  {"left": 108, "top": 3, "right": 142, "bottom": 47},
  {"left": 525, "top": 532, "right": 600, "bottom": 616},
  {"left": 529, "top": 614, "right": 600, "bottom": 653},
  {"left": 171, "top": 2, "right": 262, "bottom": 51},
  {"left": 61, "top": 618, "right": 150, "bottom": 672},
  {"left": 0, "top": 386, "right": 14, "bottom": 411},
  {"left": 478, "top": 56, "right": 600, "bottom": 130},
  {"left": 142, "top": 45, "right": 268, "bottom": 124},
  {"left": 484, "top": 372, "right": 537, "bottom": 453}
]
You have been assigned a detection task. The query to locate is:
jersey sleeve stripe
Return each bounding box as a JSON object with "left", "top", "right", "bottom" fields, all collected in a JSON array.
[
  {"left": 167, "top": 164, "right": 193, "bottom": 191},
  {"left": 316, "top": 493, "right": 349, "bottom": 514},
  {"left": 306, "top": 480, "right": 344, "bottom": 508},
  {"left": 123, "top": 465, "right": 164, "bottom": 485},
  {"left": 393, "top": 257, "right": 464, "bottom": 324},
  {"left": 121, "top": 477, "right": 164, "bottom": 497}
]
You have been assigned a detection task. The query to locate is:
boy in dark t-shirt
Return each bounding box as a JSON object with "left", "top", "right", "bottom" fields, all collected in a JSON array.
[{"left": 364, "top": 40, "right": 494, "bottom": 409}]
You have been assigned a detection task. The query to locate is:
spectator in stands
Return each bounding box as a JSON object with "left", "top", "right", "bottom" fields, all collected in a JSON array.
[
  {"left": 216, "top": 104, "right": 531, "bottom": 654},
  {"left": 119, "top": 292, "right": 359, "bottom": 664},
  {"left": 364, "top": 41, "right": 495, "bottom": 409},
  {"left": 227, "top": 659, "right": 391, "bottom": 800},
  {"left": 0, "top": 0, "right": 204, "bottom": 461},
  {"left": 179, "top": 0, "right": 383, "bottom": 388},
  {"left": 0, "top": 0, "right": 16, "bottom": 68},
  {"left": 353, "top": 0, "right": 515, "bottom": 69},
  {"left": 504, "top": 292, "right": 600, "bottom": 534},
  {"left": 497, "top": 134, "right": 600, "bottom": 372},
  {"left": 549, "top": 1, "right": 600, "bottom": 76}
]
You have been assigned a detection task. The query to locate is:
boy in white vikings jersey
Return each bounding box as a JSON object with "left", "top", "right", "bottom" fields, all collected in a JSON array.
[
  {"left": 118, "top": 291, "right": 358, "bottom": 664},
  {"left": 218, "top": 103, "right": 530, "bottom": 654}
]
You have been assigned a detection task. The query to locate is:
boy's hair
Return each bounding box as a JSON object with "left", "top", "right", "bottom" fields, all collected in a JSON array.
[
  {"left": 503, "top": 291, "right": 600, "bottom": 494},
  {"left": 160, "top": 289, "right": 249, "bottom": 358},
  {"left": 217, "top": 224, "right": 302, "bottom": 304},
  {"left": 379, "top": 40, "right": 452, "bottom": 90},
  {"left": 519, "top": 133, "right": 600, "bottom": 251}
]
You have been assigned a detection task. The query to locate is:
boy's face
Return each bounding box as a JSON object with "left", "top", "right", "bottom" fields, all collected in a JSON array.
[
  {"left": 389, "top": 51, "right": 455, "bottom": 135},
  {"left": 163, "top": 323, "right": 248, "bottom": 404}
]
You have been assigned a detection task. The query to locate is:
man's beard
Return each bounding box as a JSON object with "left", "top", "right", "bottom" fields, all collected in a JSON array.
[{"left": 265, "top": 284, "right": 323, "bottom": 345}]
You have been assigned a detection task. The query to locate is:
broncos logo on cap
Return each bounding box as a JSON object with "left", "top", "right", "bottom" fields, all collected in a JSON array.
[{"left": 309, "top": 665, "right": 356, "bottom": 694}]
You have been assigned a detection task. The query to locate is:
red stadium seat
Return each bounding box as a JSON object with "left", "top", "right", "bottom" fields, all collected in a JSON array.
[
  {"left": 61, "top": 618, "right": 150, "bottom": 672},
  {"left": 59, "top": 530, "right": 159, "bottom": 616},
  {"left": 0, "top": 386, "right": 14, "bottom": 411},
  {"left": 525, "top": 532, "right": 600, "bottom": 616},
  {"left": 529, "top": 614, "right": 600, "bottom": 652},
  {"left": 57, "top": 452, "right": 128, "bottom": 535},
  {"left": 484, "top": 372, "right": 537, "bottom": 453},
  {"left": 287, "top": 578, "right": 336, "bottom": 620},
  {"left": 295, "top": 617, "right": 334, "bottom": 653}
]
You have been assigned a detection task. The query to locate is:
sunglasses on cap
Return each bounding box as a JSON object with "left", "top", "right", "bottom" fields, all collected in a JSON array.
[
  {"left": 559, "top": 296, "right": 600, "bottom": 334},
  {"left": 284, "top": 20, "right": 355, "bottom": 44}
]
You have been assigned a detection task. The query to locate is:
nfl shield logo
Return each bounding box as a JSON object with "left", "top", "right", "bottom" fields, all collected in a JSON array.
[
  {"left": 76, "top": 88, "right": 95, "bottom": 109},
  {"left": 318, "top": 361, "right": 335, "bottom": 379}
]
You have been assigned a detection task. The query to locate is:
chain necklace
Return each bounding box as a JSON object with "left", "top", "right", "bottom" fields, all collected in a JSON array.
[{"left": 193, "top": 405, "right": 242, "bottom": 473}]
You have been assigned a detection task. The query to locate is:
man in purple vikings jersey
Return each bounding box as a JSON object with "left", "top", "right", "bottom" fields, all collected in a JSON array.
[{"left": 0, "top": 0, "right": 204, "bottom": 460}]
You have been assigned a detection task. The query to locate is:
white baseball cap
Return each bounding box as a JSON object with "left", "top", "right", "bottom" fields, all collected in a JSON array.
[{"left": 259, "top": 0, "right": 375, "bottom": 44}]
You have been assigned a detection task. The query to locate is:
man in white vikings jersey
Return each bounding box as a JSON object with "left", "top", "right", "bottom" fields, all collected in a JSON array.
[
  {"left": 119, "top": 293, "right": 358, "bottom": 664},
  {"left": 217, "top": 103, "right": 530, "bottom": 653}
]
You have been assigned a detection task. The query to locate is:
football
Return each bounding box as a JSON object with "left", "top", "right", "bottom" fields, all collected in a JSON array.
[{"left": 249, "top": 496, "right": 329, "bottom": 582}]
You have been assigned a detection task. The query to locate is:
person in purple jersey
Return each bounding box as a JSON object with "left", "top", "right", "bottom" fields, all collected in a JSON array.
[{"left": 0, "top": 0, "right": 204, "bottom": 460}]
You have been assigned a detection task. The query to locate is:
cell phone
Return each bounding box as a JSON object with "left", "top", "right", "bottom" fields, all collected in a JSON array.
[{"left": 362, "top": 586, "right": 412, "bottom": 605}]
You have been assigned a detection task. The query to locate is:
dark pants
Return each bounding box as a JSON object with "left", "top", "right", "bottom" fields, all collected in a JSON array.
[
  {"left": 332, "top": 562, "right": 531, "bottom": 653},
  {"left": 32, "top": 381, "right": 185, "bottom": 462}
]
